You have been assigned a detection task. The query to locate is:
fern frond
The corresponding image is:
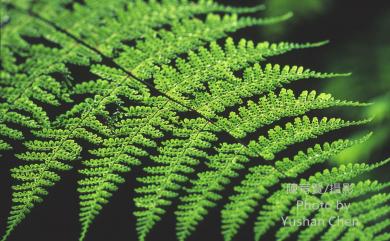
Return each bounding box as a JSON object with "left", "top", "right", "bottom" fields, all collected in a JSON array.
[
  {"left": 72, "top": 12, "right": 294, "bottom": 240},
  {"left": 175, "top": 116, "right": 369, "bottom": 241},
  {"left": 1, "top": 139, "right": 80, "bottom": 240},
  {"left": 2, "top": 65, "right": 149, "bottom": 240},
  {"left": 247, "top": 116, "right": 370, "bottom": 160},
  {"left": 338, "top": 204, "right": 390, "bottom": 241},
  {"left": 155, "top": 38, "right": 331, "bottom": 116},
  {"left": 195, "top": 65, "right": 350, "bottom": 119},
  {"left": 175, "top": 142, "right": 249, "bottom": 241},
  {"left": 364, "top": 219, "right": 390, "bottom": 240},
  {"left": 297, "top": 192, "right": 390, "bottom": 241},
  {"left": 117, "top": 13, "right": 292, "bottom": 79},
  {"left": 0, "top": 122, "right": 22, "bottom": 151},
  {"left": 77, "top": 96, "right": 181, "bottom": 241},
  {"left": 221, "top": 134, "right": 371, "bottom": 241},
  {"left": 49, "top": 0, "right": 271, "bottom": 57},
  {"left": 268, "top": 162, "right": 389, "bottom": 240},
  {"left": 221, "top": 165, "right": 283, "bottom": 241},
  {"left": 130, "top": 58, "right": 352, "bottom": 240},
  {"left": 0, "top": 0, "right": 285, "bottom": 152},
  {"left": 4, "top": 2, "right": 285, "bottom": 237},
  {"left": 1, "top": 1, "right": 386, "bottom": 241},
  {"left": 216, "top": 89, "right": 366, "bottom": 139},
  {"left": 0, "top": 1, "right": 103, "bottom": 152},
  {"left": 134, "top": 117, "right": 218, "bottom": 241},
  {"left": 372, "top": 233, "right": 390, "bottom": 241},
  {"left": 0, "top": 35, "right": 92, "bottom": 152},
  {"left": 317, "top": 180, "right": 390, "bottom": 241},
  {"left": 276, "top": 189, "right": 390, "bottom": 241},
  {"left": 275, "top": 134, "right": 372, "bottom": 177},
  {"left": 133, "top": 55, "right": 358, "bottom": 240},
  {"left": 71, "top": 12, "right": 288, "bottom": 239},
  {"left": 254, "top": 159, "right": 390, "bottom": 241}
]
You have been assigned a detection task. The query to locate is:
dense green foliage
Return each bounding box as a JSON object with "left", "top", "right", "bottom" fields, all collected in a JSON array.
[{"left": 0, "top": 1, "right": 388, "bottom": 241}]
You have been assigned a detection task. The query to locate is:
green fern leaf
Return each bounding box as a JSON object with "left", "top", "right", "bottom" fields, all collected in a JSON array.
[
  {"left": 254, "top": 158, "right": 390, "bottom": 241},
  {"left": 1, "top": 1, "right": 387, "bottom": 241},
  {"left": 221, "top": 134, "right": 372, "bottom": 241}
]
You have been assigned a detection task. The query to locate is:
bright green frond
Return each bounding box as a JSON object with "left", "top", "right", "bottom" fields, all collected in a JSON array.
[
  {"left": 194, "top": 63, "right": 350, "bottom": 119},
  {"left": 78, "top": 96, "right": 181, "bottom": 241},
  {"left": 221, "top": 165, "right": 282, "bottom": 241},
  {"left": 221, "top": 135, "right": 371, "bottom": 241},
  {"left": 175, "top": 142, "right": 249, "bottom": 241},
  {"left": 134, "top": 117, "right": 218, "bottom": 241},
  {"left": 217, "top": 89, "right": 367, "bottom": 138},
  {"left": 247, "top": 116, "right": 370, "bottom": 160},
  {"left": 254, "top": 160, "right": 389, "bottom": 241},
  {"left": 1, "top": 1, "right": 385, "bottom": 241}
]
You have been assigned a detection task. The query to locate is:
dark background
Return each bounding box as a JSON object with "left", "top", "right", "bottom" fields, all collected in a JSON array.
[{"left": 1, "top": 0, "right": 389, "bottom": 241}]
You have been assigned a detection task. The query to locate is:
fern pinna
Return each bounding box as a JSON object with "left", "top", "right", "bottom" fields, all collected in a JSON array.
[{"left": 0, "top": 1, "right": 388, "bottom": 241}]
